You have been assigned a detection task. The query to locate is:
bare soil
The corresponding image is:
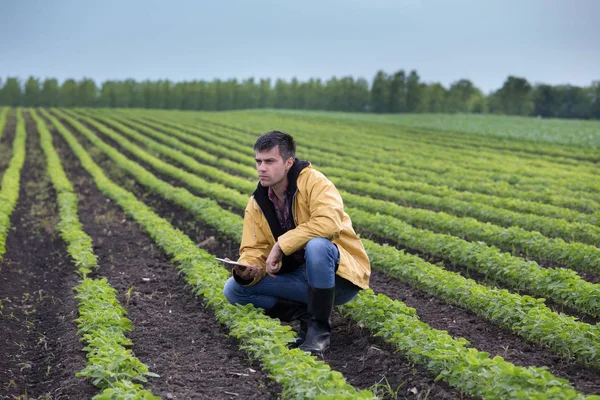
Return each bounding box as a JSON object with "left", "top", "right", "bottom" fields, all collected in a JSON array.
[
  {"left": 56, "top": 112, "right": 471, "bottom": 399},
  {"left": 40, "top": 113, "right": 282, "bottom": 399},
  {"left": 0, "top": 113, "right": 95, "bottom": 399},
  {"left": 51, "top": 111, "right": 600, "bottom": 397}
]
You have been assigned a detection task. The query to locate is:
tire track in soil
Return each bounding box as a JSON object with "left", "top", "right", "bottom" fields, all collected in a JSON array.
[
  {"left": 47, "top": 116, "right": 281, "bottom": 399},
  {"left": 62, "top": 111, "right": 600, "bottom": 396},
  {"left": 55, "top": 114, "right": 470, "bottom": 399},
  {"left": 0, "top": 113, "right": 95, "bottom": 399}
]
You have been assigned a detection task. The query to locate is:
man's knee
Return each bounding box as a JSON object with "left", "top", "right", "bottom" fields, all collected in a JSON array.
[{"left": 305, "top": 237, "right": 336, "bottom": 259}]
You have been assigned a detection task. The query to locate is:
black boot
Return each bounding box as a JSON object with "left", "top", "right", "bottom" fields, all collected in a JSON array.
[
  {"left": 295, "top": 317, "right": 309, "bottom": 347},
  {"left": 299, "top": 286, "right": 335, "bottom": 354},
  {"left": 264, "top": 298, "right": 309, "bottom": 346}
]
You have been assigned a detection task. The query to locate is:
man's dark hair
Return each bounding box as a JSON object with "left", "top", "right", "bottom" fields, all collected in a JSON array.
[{"left": 254, "top": 131, "right": 296, "bottom": 161}]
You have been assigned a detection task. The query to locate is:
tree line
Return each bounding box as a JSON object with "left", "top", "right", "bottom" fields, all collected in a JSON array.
[{"left": 1, "top": 71, "right": 598, "bottom": 119}]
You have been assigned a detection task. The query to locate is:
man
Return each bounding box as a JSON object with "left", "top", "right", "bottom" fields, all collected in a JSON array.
[{"left": 223, "top": 131, "right": 370, "bottom": 353}]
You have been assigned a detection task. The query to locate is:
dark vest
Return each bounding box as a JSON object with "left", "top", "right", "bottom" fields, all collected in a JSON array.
[{"left": 253, "top": 158, "right": 310, "bottom": 274}]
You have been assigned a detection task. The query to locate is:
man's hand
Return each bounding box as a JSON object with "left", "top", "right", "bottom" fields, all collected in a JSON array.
[
  {"left": 265, "top": 242, "right": 283, "bottom": 278},
  {"left": 224, "top": 257, "right": 260, "bottom": 280}
]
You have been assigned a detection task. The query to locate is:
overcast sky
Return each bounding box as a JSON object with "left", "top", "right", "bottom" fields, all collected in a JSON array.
[{"left": 1, "top": 0, "right": 598, "bottom": 93}]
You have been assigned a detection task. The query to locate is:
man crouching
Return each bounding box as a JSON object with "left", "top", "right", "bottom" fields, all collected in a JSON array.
[{"left": 223, "top": 130, "right": 370, "bottom": 353}]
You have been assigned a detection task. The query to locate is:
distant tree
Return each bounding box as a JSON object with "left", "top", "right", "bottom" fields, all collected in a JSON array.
[
  {"left": 532, "top": 84, "right": 559, "bottom": 117},
  {"left": 325, "top": 76, "right": 344, "bottom": 111},
  {"left": 555, "top": 85, "right": 592, "bottom": 119},
  {"left": 1, "top": 77, "right": 23, "bottom": 106},
  {"left": 243, "top": 77, "right": 260, "bottom": 109},
  {"left": 40, "top": 78, "right": 60, "bottom": 106},
  {"left": 273, "top": 78, "right": 290, "bottom": 109},
  {"left": 422, "top": 83, "right": 446, "bottom": 113},
  {"left": 387, "top": 70, "right": 406, "bottom": 113},
  {"left": 159, "top": 80, "right": 173, "bottom": 109},
  {"left": 370, "top": 70, "right": 389, "bottom": 113},
  {"left": 469, "top": 91, "right": 487, "bottom": 113},
  {"left": 59, "top": 79, "right": 79, "bottom": 107},
  {"left": 258, "top": 78, "right": 272, "bottom": 108},
  {"left": 304, "top": 78, "right": 325, "bottom": 110},
  {"left": 296, "top": 80, "right": 310, "bottom": 110},
  {"left": 405, "top": 70, "right": 423, "bottom": 112},
  {"left": 23, "top": 76, "right": 41, "bottom": 107},
  {"left": 351, "top": 77, "right": 370, "bottom": 112},
  {"left": 446, "top": 79, "right": 480, "bottom": 113},
  {"left": 2, "top": 71, "right": 595, "bottom": 119},
  {"left": 77, "top": 78, "right": 97, "bottom": 107},
  {"left": 493, "top": 76, "right": 534, "bottom": 116},
  {"left": 591, "top": 81, "right": 600, "bottom": 120}
]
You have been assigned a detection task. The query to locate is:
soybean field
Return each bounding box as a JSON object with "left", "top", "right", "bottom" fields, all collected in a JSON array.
[{"left": 1, "top": 106, "right": 599, "bottom": 399}]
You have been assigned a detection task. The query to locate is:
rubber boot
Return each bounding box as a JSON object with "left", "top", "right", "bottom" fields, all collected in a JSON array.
[
  {"left": 264, "top": 298, "right": 309, "bottom": 346},
  {"left": 299, "top": 286, "right": 335, "bottom": 353},
  {"left": 295, "top": 318, "right": 309, "bottom": 347}
]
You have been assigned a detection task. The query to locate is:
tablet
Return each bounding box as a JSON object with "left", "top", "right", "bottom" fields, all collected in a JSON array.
[{"left": 215, "top": 257, "right": 248, "bottom": 269}]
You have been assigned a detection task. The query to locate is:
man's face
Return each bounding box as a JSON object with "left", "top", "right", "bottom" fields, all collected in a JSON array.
[{"left": 255, "top": 146, "right": 292, "bottom": 188}]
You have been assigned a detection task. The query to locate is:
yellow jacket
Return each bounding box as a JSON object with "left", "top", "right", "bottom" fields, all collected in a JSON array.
[{"left": 236, "top": 160, "right": 370, "bottom": 289}]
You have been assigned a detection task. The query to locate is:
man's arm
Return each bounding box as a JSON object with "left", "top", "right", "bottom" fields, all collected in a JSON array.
[
  {"left": 278, "top": 171, "right": 345, "bottom": 256},
  {"left": 236, "top": 198, "right": 269, "bottom": 285}
]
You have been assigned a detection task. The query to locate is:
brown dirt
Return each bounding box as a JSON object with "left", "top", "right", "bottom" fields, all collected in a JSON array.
[
  {"left": 56, "top": 113, "right": 471, "bottom": 399},
  {"left": 0, "top": 113, "right": 96, "bottom": 399},
  {"left": 42, "top": 113, "right": 282, "bottom": 399},
  {"left": 56, "top": 111, "right": 600, "bottom": 397}
]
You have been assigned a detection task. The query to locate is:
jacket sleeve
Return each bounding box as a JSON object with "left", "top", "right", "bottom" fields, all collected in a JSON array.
[
  {"left": 278, "top": 170, "right": 345, "bottom": 256},
  {"left": 235, "top": 197, "right": 268, "bottom": 286}
]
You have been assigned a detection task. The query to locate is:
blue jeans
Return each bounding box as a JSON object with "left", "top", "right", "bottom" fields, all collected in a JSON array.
[{"left": 223, "top": 238, "right": 360, "bottom": 309}]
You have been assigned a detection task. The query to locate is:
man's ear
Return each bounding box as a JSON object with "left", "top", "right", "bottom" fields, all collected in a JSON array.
[{"left": 286, "top": 157, "right": 294, "bottom": 170}]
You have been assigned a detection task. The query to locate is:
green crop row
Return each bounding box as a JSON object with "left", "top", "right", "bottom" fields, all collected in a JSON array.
[
  {"left": 361, "top": 239, "right": 600, "bottom": 367},
  {"left": 69, "top": 110, "right": 257, "bottom": 195},
  {"left": 54, "top": 110, "right": 600, "bottom": 398},
  {"left": 79, "top": 109, "right": 258, "bottom": 178},
  {"left": 91, "top": 110, "right": 589, "bottom": 227},
  {"left": 340, "top": 191, "right": 600, "bottom": 273},
  {"left": 341, "top": 291, "right": 594, "bottom": 399},
  {"left": 45, "top": 109, "right": 244, "bottom": 240},
  {"left": 44, "top": 109, "right": 374, "bottom": 399},
  {"left": 67, "top": 111, "right": 600, "bottom": 318},
  {"left": 72, "top": 112, "right": 249, "bottom": 211},
  {"left": 32, "top": 110, "right": 159, "bottom": 399},
  {"left": 76, "top": 112, "right": 600, "bottom": 277},
  {"left": 186, "top": 112, "right": 600, "bottom": 211},
  {"left": 117, "top": 107, "right": 600, "bottom": 163},
  {"left": 0, "top": 109, "right": 26, "bottom": 260},
  {"left": 336, "top": 178, "right": 600, "bottom": 246},
  {"left": 74, "top": 279, "right": 160, "bottom": 399},
  {"left": 320, "top": 166, "right": 599, "bottom": 227},
  {"left": 33, "top": 110, "right": 98, "bottom": 277},
  {"left": 176, "top": 112, "right": 600, "bottom": 196},
  {"left": 124, "top": 112, "right": 600, "bottom": 214},
  {"left": 138, "top": 110, "right": 589, "bottom": 183},
  {"left": 349, "top": 208, "right": 600, "bottom": 318},
  {"left": 197, "top": 109, "right": 600, "bottom": 164}
]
